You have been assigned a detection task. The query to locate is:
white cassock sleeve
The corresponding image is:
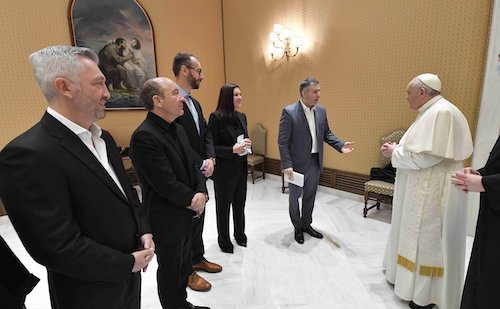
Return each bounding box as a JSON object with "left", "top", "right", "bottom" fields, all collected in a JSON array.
[{"left": 392, "top": 146, "right": 443, "bottom": 170}]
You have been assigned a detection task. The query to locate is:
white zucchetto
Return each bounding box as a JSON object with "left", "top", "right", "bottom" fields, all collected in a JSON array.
[{"left": 417, "top": 73, "right": 441, "bottom": 92}]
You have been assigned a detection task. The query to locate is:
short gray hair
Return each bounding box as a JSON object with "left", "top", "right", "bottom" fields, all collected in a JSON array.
[
  {"left": 29, "top": 45, "right": 98, "bottom": 102},
  {"left": 299, "top": 77, "right": 319, "bottom": 95}
]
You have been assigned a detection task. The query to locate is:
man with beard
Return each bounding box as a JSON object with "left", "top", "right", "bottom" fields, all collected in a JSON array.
[
  {"left": 173, "top": 52, "right": 222, "bottom": 292},
  {"left": 0, "top": 45, "right": 154, "bottom": 309}
]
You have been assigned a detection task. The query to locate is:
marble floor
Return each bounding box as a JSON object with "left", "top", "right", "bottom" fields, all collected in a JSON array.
[{"left": 0, "top": 176, "right": 473, "bottom": 309}]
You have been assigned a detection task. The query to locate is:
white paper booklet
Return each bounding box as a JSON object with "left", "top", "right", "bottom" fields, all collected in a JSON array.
[
  {"left": 237, "top": 134, "right": 252, "bottom": 156},
  {"left": 284, "top": 171, "right": 304, "bottom": 187}
]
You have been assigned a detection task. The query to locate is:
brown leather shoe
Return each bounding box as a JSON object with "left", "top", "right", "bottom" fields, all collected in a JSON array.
[
  {"left": 193, "top": 259, "right": 222, "bottom": 273},
  {"left": 188, "top": 272, "right": 211, "bottom": 291}
]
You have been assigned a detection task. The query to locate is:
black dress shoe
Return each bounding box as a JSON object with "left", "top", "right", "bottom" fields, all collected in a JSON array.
[
  {"left": 236, "top": 239, "right": 247, "bottom": 247},
  {"left": 219, "top": 244, "right": 234, "bottom": 253},
  {"left": 409, "top": 301, "right": 435, "bottom": 309},
  {"left": 294, "top": 228, "right": 304, "bottom": 244},
  {"left": 181, "top": 301, "right": 211, "bottom": 309},
  {"left": 303, "top": 226, "right": 323, "bottom": 238}
]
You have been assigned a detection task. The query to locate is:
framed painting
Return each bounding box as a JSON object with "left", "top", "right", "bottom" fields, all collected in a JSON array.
[{"left": 69, "top": 0, "right": 157, "bottom": 109}]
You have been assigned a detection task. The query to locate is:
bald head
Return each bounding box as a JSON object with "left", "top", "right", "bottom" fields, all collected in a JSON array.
[{"left": 140, "top": 77, "right": 184, "bottom": 122}]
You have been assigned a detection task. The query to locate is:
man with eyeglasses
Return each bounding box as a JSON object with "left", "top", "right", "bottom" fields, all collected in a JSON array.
[{"left": 172, "top": 52, "right": 222, "bottom": 292}]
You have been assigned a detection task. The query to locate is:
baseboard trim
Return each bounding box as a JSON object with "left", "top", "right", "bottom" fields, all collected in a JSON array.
[{"left": 265, "top": 157, "right": 369, "bottom": 196}]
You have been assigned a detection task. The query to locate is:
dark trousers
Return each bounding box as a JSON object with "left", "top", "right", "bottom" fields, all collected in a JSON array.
[
  {"left": 214, "top": 160, "right": 247, "bottom": 247},
  {"left": 156, "top": 230, "right": 192, "bottom": 309},
  {"left": 191, "top": 212, "right": 206, "bottom": 265},
  {"left": 289, "top": 153, "right": 320, "bottom": 229},
  {"left": 48, "top": 271, "right": 141, "bottom": 309}
]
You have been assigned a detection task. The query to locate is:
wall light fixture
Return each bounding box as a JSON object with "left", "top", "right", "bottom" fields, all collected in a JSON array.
[{"left": 268, "top": 23, "right": 303, "bottom": 61}]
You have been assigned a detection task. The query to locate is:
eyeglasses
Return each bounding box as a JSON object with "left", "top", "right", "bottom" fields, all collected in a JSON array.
[{"left": 187, "top": 66, "right": 203, "bottom": 75}]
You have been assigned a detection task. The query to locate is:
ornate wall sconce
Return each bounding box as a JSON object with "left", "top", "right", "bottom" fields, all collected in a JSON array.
[{"left": 268, "top": 23, "right": 303, "bottom": 61}]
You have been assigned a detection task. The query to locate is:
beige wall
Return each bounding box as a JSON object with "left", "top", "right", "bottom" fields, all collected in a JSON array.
[
  {"left": 0, "top": 0, "right": 492, "bottom": 176},
  {"left": 222, "top": 0, "right": 491, "bottom": 174},
  {"left": 0, "top": 0, "right": 224, "bottom": 148}
]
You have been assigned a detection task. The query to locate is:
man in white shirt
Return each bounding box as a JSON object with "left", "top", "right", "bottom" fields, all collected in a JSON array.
[
  {"left": 382, "top": 73, "right": 473, "bottom": 309},
  {"left": 278, "top": 77, "right": 354, "bottom": 244},
  {"left": 0, "top": 45, "right": 154, "bottom": 309}
]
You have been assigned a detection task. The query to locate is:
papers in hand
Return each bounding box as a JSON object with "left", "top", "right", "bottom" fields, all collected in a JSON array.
[
  {"left": 237, "top": 134, "right": 252, "bottom": 156},
  {"left": 284, "top": 171, "right": 304, "bottom": 187}
]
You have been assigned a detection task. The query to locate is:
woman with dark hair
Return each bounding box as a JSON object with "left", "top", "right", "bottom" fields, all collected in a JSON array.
[{"left": 208, "top": 84, "right": 252, "bottom": 253}]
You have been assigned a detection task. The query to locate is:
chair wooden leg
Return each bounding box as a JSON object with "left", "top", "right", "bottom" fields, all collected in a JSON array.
[
  {"left": 364, "top": 192, "right": 369, "bottom": 217},
  {"left": 364, "top": 192, "right": 382, "bottom": 217},
  {"left": 262, "top": 163, "right": 265, "bottom": 179},
  {"left": 251, "top": 166, "right": 255, "bottom": 184},
  {"left": 281, "top": 174, "right": 285, "bottom": 193}
]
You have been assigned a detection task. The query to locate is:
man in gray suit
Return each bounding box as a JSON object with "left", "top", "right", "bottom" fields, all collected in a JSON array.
[{"left": 278, "top": 77, "right": 354, "bottom": 244}]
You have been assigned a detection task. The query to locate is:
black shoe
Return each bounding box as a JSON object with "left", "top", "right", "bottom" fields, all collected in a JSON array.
[
  {"left": 303, "top": 226, "right": 323, "bottom": 238},
  {"left": 294, "top": 228, "right": 304, "bottom": 244},
  {"left": 409, "top": 301, "right": 435, "bottom": 309},
  {"left": 236, "top": 239, "right": 247, "bottom": 247},
  {"left": 219, "top": 244, "right": 234, "bottom": 253},
  {"left": 181, "top": 301, "right": 210, "bottom": 309}
]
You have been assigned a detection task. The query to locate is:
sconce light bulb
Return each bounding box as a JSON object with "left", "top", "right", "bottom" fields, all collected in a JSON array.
[
  {"left": 282, "top": 27, "right": 292, "bottom": 38},
  {"left": 273, "top": 23, "right": 282, "bottom": 33},
  {"left": 292, "top": 36, "right": 303, "bottom": 47}
]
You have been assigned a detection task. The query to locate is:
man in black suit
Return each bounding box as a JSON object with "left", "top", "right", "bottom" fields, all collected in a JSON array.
[
  {"left": 0, "top": 45, "right": 154, "bottom": 309},
  {"left": 130, "top": 77, "right": 210, "bottom": 309},
  {"left": 173, "top": 52, "right": 222, "bottom": 292}
]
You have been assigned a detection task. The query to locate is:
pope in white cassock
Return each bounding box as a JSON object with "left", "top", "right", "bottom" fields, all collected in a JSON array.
[{"left": 382, "top": 73, "right": 473, "bottom": 309}]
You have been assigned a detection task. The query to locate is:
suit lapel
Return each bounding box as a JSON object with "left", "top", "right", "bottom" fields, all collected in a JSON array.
[
  {"left": 296, "top": 101, "right": 311, "bottom": 132},
  {"left": 296, "top": 101, "right": 313, "bottom": 146},
  {"left": 103, "top": 133, "right": 136, "bottom": 202},
  {"left": 42, "top": 114, "right": 128, "bottom": 203},
  {"left": 192, "top": 98, "right": 204, "bottom": 134},
  {"left": 314, "top": 107, "right": 322, "bottom": 144},
  {"left": 237, "top": 112, "right": 248, "bottom": 137},
  {"left": 182, "top": 101, "right": 198, "bottom": 135}
]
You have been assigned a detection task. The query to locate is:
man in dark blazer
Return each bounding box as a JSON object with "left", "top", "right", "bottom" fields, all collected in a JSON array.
[
  {"left": 173, "top": 52, "right": 222, "bottom": 292},
  {"left": 130, "top": 77, "right": 210, "bottom": 309},
  {"left": 0, "top": 45, "right": 154, "bottom": 309},
  {"left": 278, "top": 77, "right": 354, "bottom": 244}
]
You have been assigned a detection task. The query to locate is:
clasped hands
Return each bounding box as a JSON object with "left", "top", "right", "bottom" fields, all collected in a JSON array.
[
  {"left": 131, "top": 191, "right": 208, "bottom": 273},
  {"left": 132, "top": 233, "right": 155, "bottom": 273},
  {"left": 201, "top": 158, "right": 214, "bottom": 177},
  {"left": 451, "top": 167, "right": 485, "bottom": 193}
]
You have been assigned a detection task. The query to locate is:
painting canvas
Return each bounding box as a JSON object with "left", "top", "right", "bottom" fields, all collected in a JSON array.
[{"left": 70, "top": 0, "right": 156, "bottom": 109}]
